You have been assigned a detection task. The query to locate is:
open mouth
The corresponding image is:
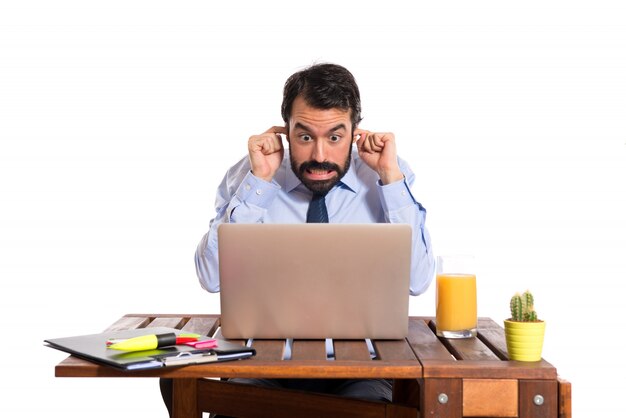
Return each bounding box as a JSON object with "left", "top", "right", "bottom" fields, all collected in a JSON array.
[
  {"left": 296, "top": 160, "right": 344, "bottom": 193},
  {"left": 305, "top": 168, "right": 337, "bottom": 181}
]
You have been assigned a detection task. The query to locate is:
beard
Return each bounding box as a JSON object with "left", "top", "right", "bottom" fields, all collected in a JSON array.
[{"left": 291, "top": 150, "right": 352, "bottom": 195}]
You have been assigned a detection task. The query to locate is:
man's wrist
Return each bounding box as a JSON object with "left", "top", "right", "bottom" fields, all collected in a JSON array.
[
  {"left": 379, "top": 168, "right": 404, "bottom": 185},
  {"left": 250, "top": 169, "right": 275, "bottom": 183}
]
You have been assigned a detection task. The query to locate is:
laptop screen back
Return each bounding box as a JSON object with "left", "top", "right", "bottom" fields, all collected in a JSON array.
[{"left": 218, "top": 223, "right": 411, "bottom": 339}]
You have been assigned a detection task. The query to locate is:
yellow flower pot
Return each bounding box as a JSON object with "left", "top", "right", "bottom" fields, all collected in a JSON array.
[{"left": 504, "top": 319, "right": 545, "bottom": 362}]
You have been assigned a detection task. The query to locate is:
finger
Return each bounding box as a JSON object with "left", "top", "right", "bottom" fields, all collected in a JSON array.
[
  {"left": 355, "top": 129, "right": 374, "bottom": 153},
  {"left": 353, "top": 128, "right": 369, "bottom": 144},
  {"left": 264, "top": 125, "right": 288, "bottom": 137},
  {"left": 367, "top": 133, "right": 384, "bottom": 153},
  {"left": 261, "top": 134, "right": 283, "bottom": 155},
  {"left": 360, "top": 133, "right": 373, "bottom": 152},
  {"left": 248, "top": 134, "right": 281, "bottom": 155},
  {"left": 260, "top": 126, "right": 287, "bottom": 146}
]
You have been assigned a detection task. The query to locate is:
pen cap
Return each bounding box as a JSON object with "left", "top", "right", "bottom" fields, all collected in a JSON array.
[{"left": 156, "top": 333, "right": 177, "bottom": 348}]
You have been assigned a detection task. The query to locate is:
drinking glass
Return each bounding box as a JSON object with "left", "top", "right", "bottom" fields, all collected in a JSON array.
[{"left": 435, "top": 255, "right": 477, "bottom": 338}]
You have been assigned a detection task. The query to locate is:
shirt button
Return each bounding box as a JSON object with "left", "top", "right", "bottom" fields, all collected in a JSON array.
[
  {"left": 401, "top": 190, "right": 407, "bottom": 196},
  {"left": 245, "top": 184, "right": 251, "bottom": 191},
  {"left": 256, "top": 189, "right": 262, "bottom": 195}
]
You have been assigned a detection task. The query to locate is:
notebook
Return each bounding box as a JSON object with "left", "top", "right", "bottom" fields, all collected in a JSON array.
[
  {"left": 45, "top": 327, "right": 255, "bottom": 371},
  {"left": 218, "top": 223, "right": 412, "bottom": 339}
]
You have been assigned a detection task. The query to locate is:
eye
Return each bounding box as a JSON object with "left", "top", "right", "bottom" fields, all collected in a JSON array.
[
  {"left": 329, "top": 135, "right": 341, "bottom": 142},
  {"left": 300, "top": 134, "right": 312, "bottom": 142}
]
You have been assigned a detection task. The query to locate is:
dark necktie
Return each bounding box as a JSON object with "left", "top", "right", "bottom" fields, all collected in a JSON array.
[{"left": 306, "top": 193, "right": 329, "bottom": 223}]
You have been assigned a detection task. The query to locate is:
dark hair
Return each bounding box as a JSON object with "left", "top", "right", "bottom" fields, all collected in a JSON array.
[{"left": 281, "top": 63, "right": 362, "bottom": 127}]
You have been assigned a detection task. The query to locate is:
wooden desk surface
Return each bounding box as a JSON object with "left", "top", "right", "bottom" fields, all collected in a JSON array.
[
  {"left": 55, "top": 313, "right": 571, "bottom": 418},
  {"left": 55, "top": 314, "right": 556, "bottom": 381}
]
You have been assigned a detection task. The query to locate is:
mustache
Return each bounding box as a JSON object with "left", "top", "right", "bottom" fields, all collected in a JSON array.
[{"left": 299, "top": 161, "right": 341, "bottom": 174}]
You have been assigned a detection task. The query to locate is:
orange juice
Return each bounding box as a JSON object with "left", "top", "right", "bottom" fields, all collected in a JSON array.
[{"left": 436, "top": 273, "right": 477, "bottom": 334}]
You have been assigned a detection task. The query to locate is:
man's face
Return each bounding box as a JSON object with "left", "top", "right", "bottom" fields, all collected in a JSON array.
[{"left": 287, "top": 96, "right": 354, "bottom": 195}]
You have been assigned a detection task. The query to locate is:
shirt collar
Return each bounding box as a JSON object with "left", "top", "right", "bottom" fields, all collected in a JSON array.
[{"left": 284, "top": 149, "right": 360, "bottom": 194}]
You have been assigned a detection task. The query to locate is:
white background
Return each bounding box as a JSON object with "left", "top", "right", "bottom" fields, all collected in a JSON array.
[{"left": 1, "top": 1, "right": 625, "bottom": 416}]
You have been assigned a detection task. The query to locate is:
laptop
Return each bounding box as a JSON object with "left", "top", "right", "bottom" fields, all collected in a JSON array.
[{"left": 218, "top": 223, "right": 412, "bottom": 339}]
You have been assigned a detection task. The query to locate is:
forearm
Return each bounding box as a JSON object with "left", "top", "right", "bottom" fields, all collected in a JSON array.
[
  {"left": 378, "top": 179, "right": 435, "bottom": 296},
  {"left": 401, "top": 206, "right": 435, "bottom": 296},
  {"left": 195, "top": 170, "right": 281, "bottom": 292},
  {"left": 195, "top": 227, "right": 220, "bottom": 292}
]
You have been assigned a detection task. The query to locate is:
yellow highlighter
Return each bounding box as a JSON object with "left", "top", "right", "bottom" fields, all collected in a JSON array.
[{"left": 107, "top": 333, "right": 199, "bottom": 352}]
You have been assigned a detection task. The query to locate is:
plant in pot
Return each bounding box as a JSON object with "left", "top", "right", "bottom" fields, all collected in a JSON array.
[{"left": 504, "top": 290, "right": 546, "bottom": 362}]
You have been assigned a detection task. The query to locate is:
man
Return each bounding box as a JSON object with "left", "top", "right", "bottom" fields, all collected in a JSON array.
[{"left": 162, "top": 63, "right": 435, "bottom": 415}]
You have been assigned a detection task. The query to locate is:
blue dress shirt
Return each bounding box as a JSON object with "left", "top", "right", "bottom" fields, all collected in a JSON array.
[{"left": 195, "top": 147, "right": 435, "bottom": 295}]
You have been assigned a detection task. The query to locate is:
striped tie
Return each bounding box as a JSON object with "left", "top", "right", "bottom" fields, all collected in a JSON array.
[{"left": 306, "top": 193, "right": 329, "bottom": 223}]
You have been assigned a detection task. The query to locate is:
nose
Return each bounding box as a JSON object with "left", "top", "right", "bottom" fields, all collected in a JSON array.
[{"left": 311, "top": 140, "right": 326, "bottom": 162}]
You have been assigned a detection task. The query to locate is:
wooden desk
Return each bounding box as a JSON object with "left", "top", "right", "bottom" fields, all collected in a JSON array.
[{"left": 55, "top": 314, "right": 571, "bottom": 418}]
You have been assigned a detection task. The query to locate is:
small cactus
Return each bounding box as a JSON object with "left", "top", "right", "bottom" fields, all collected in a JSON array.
[
  {"left": 509, "top": 290, "right": 539, "bottom": 322},
  {"left": 510, "top": 293, "right": 523, "bottom": 321}
]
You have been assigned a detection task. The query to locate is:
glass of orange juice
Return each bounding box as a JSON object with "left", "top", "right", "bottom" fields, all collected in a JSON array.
[{"left": 436, "top": 255, "right": 477, "bottom": 338}]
